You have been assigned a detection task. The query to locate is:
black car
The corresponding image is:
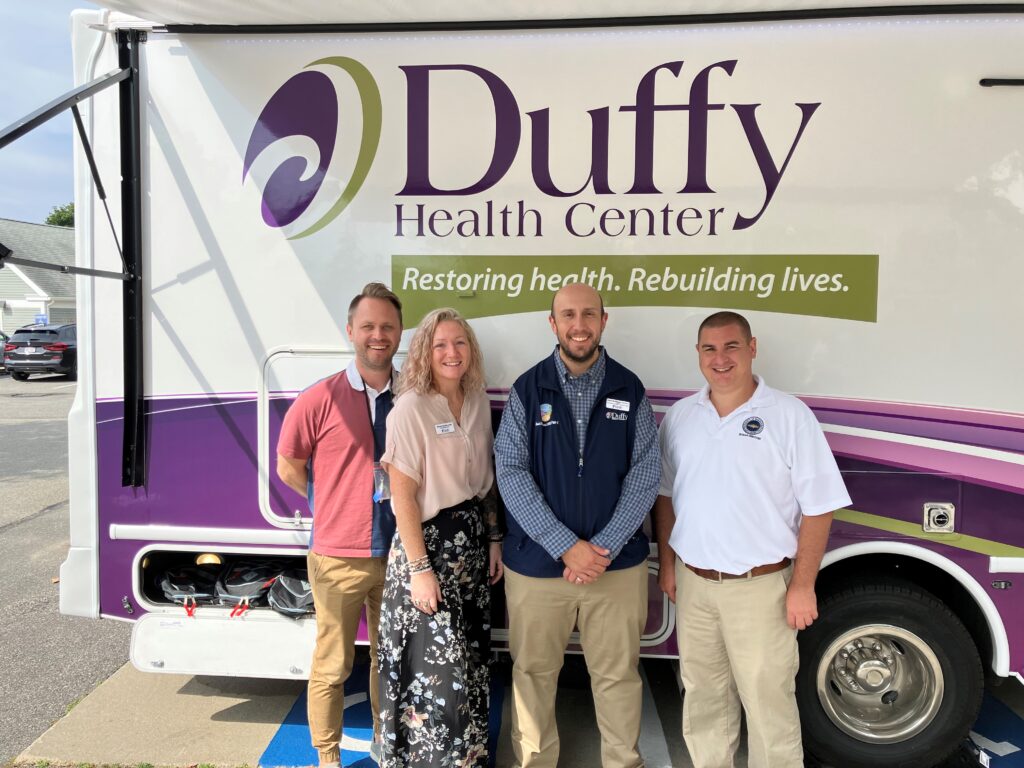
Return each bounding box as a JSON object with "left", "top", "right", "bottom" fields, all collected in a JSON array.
[{"left": 3, "top": 323, "right": 77, "bottom": 380}]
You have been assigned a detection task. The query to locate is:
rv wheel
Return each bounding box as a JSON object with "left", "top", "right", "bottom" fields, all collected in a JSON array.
[{"left": 796, "top": 581, "right": 982, "bottom": 768}]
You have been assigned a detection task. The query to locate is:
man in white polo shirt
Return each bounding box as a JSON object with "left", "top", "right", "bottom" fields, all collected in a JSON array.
[{"left": 654, "top": 311, "right": 850, "bottom": 768}]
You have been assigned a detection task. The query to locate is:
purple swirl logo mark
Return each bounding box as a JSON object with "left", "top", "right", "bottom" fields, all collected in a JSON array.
[{"left": 243, "top": 57, "right": 382, "bottom": 239}]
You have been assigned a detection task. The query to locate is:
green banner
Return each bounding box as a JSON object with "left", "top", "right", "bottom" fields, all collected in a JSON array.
[{"left": 393, "top": 254, "right": 878, "bottom": 325}]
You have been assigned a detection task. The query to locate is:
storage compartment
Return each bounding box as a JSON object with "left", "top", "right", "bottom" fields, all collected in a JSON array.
[
  {"left": 140, "top": 550, "right": 311, "bottom": 616},
  {"left": 131, "top": 549, "right": 359, "bottom": 678}
]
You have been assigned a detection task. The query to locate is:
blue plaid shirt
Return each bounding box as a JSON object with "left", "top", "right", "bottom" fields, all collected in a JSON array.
[{"left": 495, "top": 347, "right": 660, "bottom": 561}]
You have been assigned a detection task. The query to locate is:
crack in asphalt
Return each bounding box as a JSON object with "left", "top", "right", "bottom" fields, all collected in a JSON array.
[{"left": 0, "top": 499, "right": 68, "bottom": 535}]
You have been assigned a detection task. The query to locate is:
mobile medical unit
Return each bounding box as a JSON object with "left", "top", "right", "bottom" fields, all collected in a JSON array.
[{"left": 1, "top": 3, "right": 1022, "bottom": 766}]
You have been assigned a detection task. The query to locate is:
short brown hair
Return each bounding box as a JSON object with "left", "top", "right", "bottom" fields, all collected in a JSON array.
[
  {"left": 698, "top": 311, "right": 752, "bottom": 342},
  {"left": 348, "top": 282, "right": 403, "bottom": 327}
]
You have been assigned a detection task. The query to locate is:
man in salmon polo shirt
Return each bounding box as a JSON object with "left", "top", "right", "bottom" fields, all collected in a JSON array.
[
  {"left": 654, "top": 311, "right": 851, "bottom": 768},
  {"left": 277, "top": 283, "right": 403, "bottom": 768}
]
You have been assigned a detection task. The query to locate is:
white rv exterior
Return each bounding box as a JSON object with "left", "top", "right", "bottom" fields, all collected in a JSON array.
[{"left": 57, "top": 4, "right": 1024, "bottom": 766}]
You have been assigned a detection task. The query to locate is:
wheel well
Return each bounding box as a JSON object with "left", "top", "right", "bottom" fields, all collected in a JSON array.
[{"left": 817, "top": 554, "right": 993, "bottom": 675}]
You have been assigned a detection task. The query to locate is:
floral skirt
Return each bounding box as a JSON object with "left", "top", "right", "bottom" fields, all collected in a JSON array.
[{"left": 378, "top": 500, "right": 491, "bottom": 767}]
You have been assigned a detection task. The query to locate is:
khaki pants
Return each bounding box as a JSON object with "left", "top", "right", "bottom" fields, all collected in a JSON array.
[
  {"left": 307, "top": 552, "right": 386, "bottom": 765},
  {"left": 505, "top": 563, "right": 648, "bottom": 768},
  {"left": 676, "top": 560, "right": 803, "bottom": 768}
]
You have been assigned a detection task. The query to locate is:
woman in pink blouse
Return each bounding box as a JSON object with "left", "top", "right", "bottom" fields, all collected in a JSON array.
[{"left": 378, "top": 307, "right": 503, "bottom": 768}]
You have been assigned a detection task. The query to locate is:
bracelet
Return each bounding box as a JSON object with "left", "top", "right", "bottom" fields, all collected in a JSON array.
[
  {"left": 408, "top": 555, "right": 432, "bottom": 575},
  {"left": 488, "top": 536, "right": 504, "bottom": 543}
]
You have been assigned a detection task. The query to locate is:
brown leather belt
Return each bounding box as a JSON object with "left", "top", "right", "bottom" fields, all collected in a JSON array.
[{"left": 685, "top": 557, "right": 791, "bottom": 582}]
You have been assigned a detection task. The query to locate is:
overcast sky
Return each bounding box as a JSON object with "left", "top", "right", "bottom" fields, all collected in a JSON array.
[{"left": 0, "top": 1, "right": 99, "bottom": 224}]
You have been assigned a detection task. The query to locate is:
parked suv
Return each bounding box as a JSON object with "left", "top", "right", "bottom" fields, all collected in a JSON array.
[{"left": 3, "top": 323, "right": 77, "bottom": 380}]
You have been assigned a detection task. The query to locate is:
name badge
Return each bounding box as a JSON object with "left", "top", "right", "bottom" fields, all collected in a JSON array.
[
  {"left": 435, "top": 422, "right": 456, "bottom": 435},
  {"left": 606, "top": 398, "right": 630, "bottom": 412}
]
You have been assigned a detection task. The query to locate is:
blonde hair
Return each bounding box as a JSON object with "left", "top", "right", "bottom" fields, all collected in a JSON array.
[{"left": 399, "top": 308, "right": 486, "bottom": 395}]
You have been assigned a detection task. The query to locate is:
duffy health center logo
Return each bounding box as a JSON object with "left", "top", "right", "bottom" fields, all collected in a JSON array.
[
  {"left": 242, "top": 57, "right": 381, "bottom": 240},
  {"left": 238, "top": 57, "right": 879, "bottom": 326}
]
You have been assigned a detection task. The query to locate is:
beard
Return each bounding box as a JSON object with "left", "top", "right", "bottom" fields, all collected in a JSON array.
[
  {"left": 558, "top": 337, "right": 600, "bottom": 365},
  {"left": 357, "top": 345, "right": 394, "bottom": 372}
]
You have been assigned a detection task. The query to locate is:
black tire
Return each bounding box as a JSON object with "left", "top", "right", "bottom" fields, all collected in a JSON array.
[
  {"left": 67, "top": 361, "right": 77, "bottom": 381},
  {"left": 797, "top": 581, "right": 983, "bottom": 768},
  {"left": 10, "top": 371, "right": 29, "bottom": 381}
]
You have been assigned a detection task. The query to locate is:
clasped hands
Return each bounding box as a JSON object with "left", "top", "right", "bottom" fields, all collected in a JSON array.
[{"left": 562, "top": 540, "right": 611, "bottom": 585}]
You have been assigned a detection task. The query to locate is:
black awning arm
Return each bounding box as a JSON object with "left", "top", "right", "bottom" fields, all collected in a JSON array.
[
  {"left": 72, "top": 104, "right": 129, "bottom": 275},
  {"left": 0, "top": 37, "right": 148, "bottom": 488},
  {"left": 0, "top": 68, "right": 131, "bottom": 276},
  {"left": 0, "top": 246, "right": 130, "bottom": 282},
  {"left": 0, "top": 68, "right": 130, "bottom": 151}
]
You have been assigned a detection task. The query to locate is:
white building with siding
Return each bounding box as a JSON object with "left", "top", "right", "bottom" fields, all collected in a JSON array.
[{"left": 0, "top": 218, "right": 76, "bottom": 332}]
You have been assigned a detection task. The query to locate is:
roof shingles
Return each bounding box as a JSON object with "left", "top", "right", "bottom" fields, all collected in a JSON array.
[{"left": 0, "top": 218, "right": 75, "bottom": 299}]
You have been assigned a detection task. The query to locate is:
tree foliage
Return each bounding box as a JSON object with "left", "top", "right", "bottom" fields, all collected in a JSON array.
[{"left": 45, "top": 202, "right": 74, "bottom": 227}]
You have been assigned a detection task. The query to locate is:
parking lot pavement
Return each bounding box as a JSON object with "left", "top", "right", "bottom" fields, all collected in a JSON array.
[
  {"left": 0, "top": 371, "right": 78, "bottom": 418},
  {"left": 15, "top": 650, "right": 1024, "bottom": 768},
  {"left": 0, "top": 373, "right": 132, "bottom": 767},
  {"left": 16, "top": 655, "right": 681, "bottom": 768},
  {"left": 19, "top": 664, "right": 304, "bottom": 768},
  {"left": 0, "top": 372, "right": 79, "bottom": 531}
]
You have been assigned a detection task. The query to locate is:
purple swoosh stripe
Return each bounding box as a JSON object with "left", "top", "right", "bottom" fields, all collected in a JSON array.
[
  {"left": 801, "top": 394, "right": 1024, "bottom": 430},
  {"left": 826, "top": 432, "right": 1024, "bottom": 495},
  {"left": 642, "top": 389, "right": 1024, "bottom": 454},
  {"left": 818, "top": 409, "right": 1024, "bottom": 454},
  {"left": 646, "top": 389, "right": 1024, "bottom": 428}
]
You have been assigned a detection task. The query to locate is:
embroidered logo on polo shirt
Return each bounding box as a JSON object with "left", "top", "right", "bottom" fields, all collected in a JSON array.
[{"left": 741, "top": 416, "right": 765, "bottom": 439}]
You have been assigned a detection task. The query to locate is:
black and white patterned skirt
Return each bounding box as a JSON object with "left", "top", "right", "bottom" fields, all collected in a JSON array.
[{"left": 377, "top": 500, "right": 491, "bottom": 767}]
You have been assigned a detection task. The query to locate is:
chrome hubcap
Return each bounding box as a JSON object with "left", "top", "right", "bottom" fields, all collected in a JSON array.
[{"left": 816, "top": 624, "right": 943, "bottom": 743}]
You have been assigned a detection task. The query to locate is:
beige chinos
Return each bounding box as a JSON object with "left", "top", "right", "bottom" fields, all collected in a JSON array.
[
  {"left": 505, "top": 563, "right": 648, "bottom": 768},
  {"left": 306, "top": 552, "right": 386, "bottom": 765},
  {"left": 676, "top": 561, "right": 803, "bottom": 768}
]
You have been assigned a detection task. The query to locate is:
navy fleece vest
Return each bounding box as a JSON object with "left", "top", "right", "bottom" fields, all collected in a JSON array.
[{"left": 504, "top": 354, "right": 650, "bottom": 578}]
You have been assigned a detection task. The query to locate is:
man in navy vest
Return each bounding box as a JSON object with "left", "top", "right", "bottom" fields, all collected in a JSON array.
[{"left": 495, "top": 282, "right": 660, "bottom": 768}]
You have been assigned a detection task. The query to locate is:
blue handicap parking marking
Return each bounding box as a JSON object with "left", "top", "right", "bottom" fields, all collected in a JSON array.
[
  {"left": 260, "top": 666, "right": 374, "bottom": 768},
  {"left": 260, "top": 663, "right": 506, "bottom": 768},
  {"left": 972, "top": 693, "right": 1024, "bottom": 767},
  {"left": 258, "top": 689, "right": 321, "bottom": 768}
]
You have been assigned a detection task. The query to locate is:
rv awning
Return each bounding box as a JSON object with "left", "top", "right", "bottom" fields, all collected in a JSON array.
[{"left": 96, "top": 0, "right": 1024, "bottom": 26}]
